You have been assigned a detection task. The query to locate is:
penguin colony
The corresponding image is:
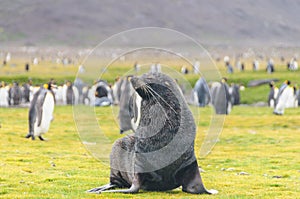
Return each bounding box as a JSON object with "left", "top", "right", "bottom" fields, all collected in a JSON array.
[
  {"left": 0, "top": 73, "right": 298, "bottom": 116},
  {"left": 0, "top": 72, "right": 298, "bottom": 143}
]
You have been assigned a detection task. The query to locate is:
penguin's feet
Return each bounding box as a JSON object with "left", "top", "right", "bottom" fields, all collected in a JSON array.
[
  {"left": 25, "top": 133, "right": 35, "bottom": 140},
  {"left": 38, "top": 136, "right": 45, "bottom": 141},
  {"left": 273, "top": 111, "right": 283, "bottom": 115}
]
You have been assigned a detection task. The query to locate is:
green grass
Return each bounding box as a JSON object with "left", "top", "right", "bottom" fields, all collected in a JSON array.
[
  {"left": 0, "top": 58, "right": 300, "bottom": 198},
  {"left": 0, "top": 105, "right": 299, "bottom": 199}
]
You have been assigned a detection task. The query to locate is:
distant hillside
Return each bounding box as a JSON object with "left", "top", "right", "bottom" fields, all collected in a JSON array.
[{"left": 1, "top": 0, "right": 300, "bottom": 47}]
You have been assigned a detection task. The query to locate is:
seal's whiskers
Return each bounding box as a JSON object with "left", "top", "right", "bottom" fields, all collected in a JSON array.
[{"left": 144, "top": 84, "right": 177, "bottom": 114}]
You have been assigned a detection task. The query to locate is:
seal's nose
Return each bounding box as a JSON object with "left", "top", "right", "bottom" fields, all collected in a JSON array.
[
  {"left": 130, "top": 76, "right": 144, "bottom": 89},
  {"left": 130, "top": 76, "right": 137, "bottom": 86}
]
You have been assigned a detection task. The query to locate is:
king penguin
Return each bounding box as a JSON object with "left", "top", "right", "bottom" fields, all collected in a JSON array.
[
  {"left": 210, "top": 78, "right": 232, "bottom": 114},
  {"left": 273, "top": 80, "right": 292, "bottom": 115},
  {"left": 25, "top": 84, "right": 55, "bottom": 140}
]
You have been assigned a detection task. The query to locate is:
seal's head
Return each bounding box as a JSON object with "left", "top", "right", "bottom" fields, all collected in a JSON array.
[{"left": 129, "top": 73, "right": 184, "bottom": 137}]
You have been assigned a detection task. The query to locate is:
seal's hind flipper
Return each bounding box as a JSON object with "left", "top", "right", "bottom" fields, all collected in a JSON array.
[
  {"left": 206, "top": 189, "right": 218, "bottom": 194},
  {"left": 86, "top": 183, "right": 117, "bottom": 193}
]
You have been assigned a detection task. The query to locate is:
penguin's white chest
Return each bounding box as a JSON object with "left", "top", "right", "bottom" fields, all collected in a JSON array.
[
  {"left": 34, "top": 92, "right": 55, "bottom": 136},
  {"left": 0, "top": 88, "right": 9, "bottom": 107}
]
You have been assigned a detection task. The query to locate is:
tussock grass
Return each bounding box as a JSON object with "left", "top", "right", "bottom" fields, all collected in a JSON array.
[{"left": 0, "top": 105, "right": 299, "bottom": 199}]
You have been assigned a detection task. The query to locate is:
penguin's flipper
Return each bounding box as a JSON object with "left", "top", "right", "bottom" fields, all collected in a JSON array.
[{"left": 28, "top": 105, "right": 37, "bottom": 140}]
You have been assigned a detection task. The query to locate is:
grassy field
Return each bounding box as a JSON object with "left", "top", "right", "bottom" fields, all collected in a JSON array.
[
  {"left": 0, "top": 58, "right": 300, "bottom": 198},
  {"left": 0, "top": 105, "right": 299, "bottom": 199}
]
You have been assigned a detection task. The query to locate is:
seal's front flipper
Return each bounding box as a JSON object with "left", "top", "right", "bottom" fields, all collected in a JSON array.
[
  {"left": 100, "top": 174, "right": 141, "bottom": 193},
  {"left": 100, "top": 183, "right": 139, "bottom": 194},
  {"left": 88, "top": 175, "right": 141, "bottom": 194},
  {"left": 86, "top": 183, "right": 117, "bottom": 193}
]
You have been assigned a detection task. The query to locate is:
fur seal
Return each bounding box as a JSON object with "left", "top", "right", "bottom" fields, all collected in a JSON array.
[
  {"left": 87, "top": 72, "right": 217, "bottom": 194},
  {"left": 25, "top": 85, "right": 55, "bottom": 140}
]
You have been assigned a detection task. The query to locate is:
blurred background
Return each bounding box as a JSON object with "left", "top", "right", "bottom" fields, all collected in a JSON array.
[{"left": 1, "top": 0, "right": 300, "bottom": 48}]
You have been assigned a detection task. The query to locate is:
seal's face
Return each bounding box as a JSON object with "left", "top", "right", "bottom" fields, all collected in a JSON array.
[
  {"left": 130, "top": 73, "right": 176, "bottom": 100},
  {"left": 129, "top": 73, "right": 184, "bottom": 154},
  {"left": 129, "top": 73, "right": 180, "bottom": 129},
  {"left": 129, "top": 73, "right": 173, "bottom": 133}
]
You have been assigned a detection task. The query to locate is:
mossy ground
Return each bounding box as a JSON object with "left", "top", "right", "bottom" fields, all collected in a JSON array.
[
  {"left": 0, "top": 59, "right": 299, "bottom": 198},
  {"left": 0, "top": 105, "right": 299, "bottom": 199}
]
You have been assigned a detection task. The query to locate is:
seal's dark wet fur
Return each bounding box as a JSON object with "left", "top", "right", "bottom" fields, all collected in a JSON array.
[{"left": 87, "top": 73, "right": 217, "bottom": 194}]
